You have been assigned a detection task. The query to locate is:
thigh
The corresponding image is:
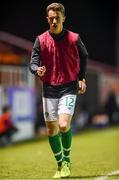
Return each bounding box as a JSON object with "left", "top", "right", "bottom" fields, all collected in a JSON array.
[
  {"left": 42, "top": 97, "right": 58, "bottom": 121},
  {"left": 58, "top": 94, "right": 77, "bottom": 116}
]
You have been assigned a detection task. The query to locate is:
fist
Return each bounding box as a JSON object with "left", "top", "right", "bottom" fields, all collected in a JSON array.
[
  {"left": 78, "top": 79, "right": 86, "bottom": 94},
  {"left": 37, "top": 66, "right": 46, "bottom": 77}
]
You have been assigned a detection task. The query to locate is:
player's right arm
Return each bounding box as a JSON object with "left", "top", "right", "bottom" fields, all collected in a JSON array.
[{"left": 29, "top": 37, "right": 46, "bottom": 77}]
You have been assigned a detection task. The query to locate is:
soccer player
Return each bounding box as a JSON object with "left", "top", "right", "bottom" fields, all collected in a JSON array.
[{"left": 29, "top": 2, "right": 88, "bottom": 178}]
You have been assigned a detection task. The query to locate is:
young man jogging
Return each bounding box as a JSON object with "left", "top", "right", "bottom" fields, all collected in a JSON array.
[{"left": 29, "top": 2, "right": 88, "bottom": 178}]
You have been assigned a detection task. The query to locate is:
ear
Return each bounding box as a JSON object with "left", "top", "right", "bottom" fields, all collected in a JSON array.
[
  {"left": 63, "top": 16, "right": 66, "bottom": 22},
  {"left": 46, "top": 17, "right": 49, "bottom": 23}
]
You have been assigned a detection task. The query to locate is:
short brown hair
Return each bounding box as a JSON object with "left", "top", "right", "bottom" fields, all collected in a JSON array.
[{"left": 46, "top": 3, "right": 65, "bottom": 16}]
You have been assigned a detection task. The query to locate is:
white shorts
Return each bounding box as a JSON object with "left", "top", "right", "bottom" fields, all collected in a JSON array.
[{"left": 42, "top": 94, "right": 77, "bottom": 121}]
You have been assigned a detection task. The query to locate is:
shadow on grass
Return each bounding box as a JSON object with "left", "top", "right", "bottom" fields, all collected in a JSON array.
[{"left": 0, "top": 136, "right": 47, "bottom": 149}]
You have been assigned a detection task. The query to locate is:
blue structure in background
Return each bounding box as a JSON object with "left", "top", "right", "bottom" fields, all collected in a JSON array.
[{"left": 8, "top": 87, "right": 35, "bottom": 122}]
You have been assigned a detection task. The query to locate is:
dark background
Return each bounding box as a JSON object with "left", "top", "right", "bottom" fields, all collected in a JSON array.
[{"left": 0, "top": 0, "right": 118, "bottom": 66}]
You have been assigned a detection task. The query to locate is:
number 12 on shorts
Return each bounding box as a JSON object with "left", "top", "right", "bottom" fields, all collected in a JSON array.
[{"left": 65, "top": 96, "right": 75, "bottom": 110}]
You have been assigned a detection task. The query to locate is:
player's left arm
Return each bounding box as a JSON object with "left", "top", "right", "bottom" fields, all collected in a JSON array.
[{"left": 77, "top": 36, "right": 88, "bottom": 94}]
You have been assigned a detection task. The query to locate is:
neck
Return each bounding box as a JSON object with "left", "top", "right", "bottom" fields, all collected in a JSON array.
[
  {"left": 50, "top": 26, "right": 63, "bottom": 35},
  {"left": 49, "top": 29, "right": 66, "bottom": 40}
]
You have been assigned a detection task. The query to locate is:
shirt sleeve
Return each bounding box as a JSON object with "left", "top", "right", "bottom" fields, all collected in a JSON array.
[
  {"left": 77, "top": 36, "right": 88, "bottom": 80},
  {"left": 29, "top": 37, "right": 41, "bottom": 75}
]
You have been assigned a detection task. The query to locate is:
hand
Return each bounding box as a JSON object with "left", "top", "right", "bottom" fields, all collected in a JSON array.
[
  {"left": 78, "top": 79, "right": 86, "bottom": 94},
  {"left": 37, "top": 66, "right": 46, "bottom": 77}
]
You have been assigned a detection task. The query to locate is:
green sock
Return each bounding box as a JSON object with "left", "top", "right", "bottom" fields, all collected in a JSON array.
[
  {"left": 61, "top": 128, "right": 72, "bottom": 162},
  {"left": 48, "top": 133, "right": 63, "bottom": 167}
]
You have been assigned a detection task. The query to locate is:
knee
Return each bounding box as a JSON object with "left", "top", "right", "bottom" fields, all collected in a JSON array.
[
  {"left": 59, "top": 120, "right": 69, "bottom": 133},
  {"left": 47, "top": 126, "right": 59, "bottom": 136},
  {"left": 46, "top": 121, "right": 59, "bottom": 136}
]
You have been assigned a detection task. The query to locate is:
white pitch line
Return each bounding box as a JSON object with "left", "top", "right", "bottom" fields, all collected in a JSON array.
[{"left": 95, "top": 170, "right": 119, "bottom": 180}]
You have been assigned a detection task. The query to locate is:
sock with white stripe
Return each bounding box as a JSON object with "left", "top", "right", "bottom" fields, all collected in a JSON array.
[
  {"left": 61, "top": 128, "right": 72, "bottom": 162},
  {"left": 48, "top": 133, "right": 63, "bottom": 167}
]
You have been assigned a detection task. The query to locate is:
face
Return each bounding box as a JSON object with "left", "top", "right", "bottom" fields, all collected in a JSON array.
[{"left": 47, "top": 10, "right": 66, "bottom": 34}]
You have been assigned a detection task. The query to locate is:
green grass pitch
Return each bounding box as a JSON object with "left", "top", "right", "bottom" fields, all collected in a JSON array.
[{"left": 0, "top": 126, "right": 119, "bottom": 179}]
